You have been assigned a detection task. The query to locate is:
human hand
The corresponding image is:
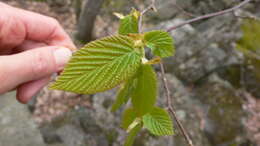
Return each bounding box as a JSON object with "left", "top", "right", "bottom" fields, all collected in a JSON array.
[{"left": 0, "top": 3, "right": 76, "bottom": 103}]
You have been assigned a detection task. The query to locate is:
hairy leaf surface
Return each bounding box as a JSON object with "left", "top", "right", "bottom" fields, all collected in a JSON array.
[
  {"left": 121, "top": 107, "right": 137, "bottom": 130},
  {"left": 124, "top": 123, "right": 142, "bottom": 146},
  {"left": 131, "top": 64, "right": 157, "bottom": 116},
  {"left": 143, "top": 107, "right": 174, "bottom": 136},
  {"left": 144, "top": 30, "right": 174, "bottom": 58},
  {"left": 111, "top": 79, "right": 137, "bottom": 112},
  {"left": 118, "top": 9, "right": 139, "bottom": 35},
  {"left": 50, "top": 35, "right": 141, "bottom": 94}
]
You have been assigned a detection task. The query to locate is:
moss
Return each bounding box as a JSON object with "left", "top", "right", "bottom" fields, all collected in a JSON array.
[
  {"left": 105, "top": 130, "right": 118, "bottom": 146},
  {"left": 218, "top": 65, "right": 242, "bottom": 88},
  {"left": 196, "top": 81, "right": 246, "bottom": 145}
]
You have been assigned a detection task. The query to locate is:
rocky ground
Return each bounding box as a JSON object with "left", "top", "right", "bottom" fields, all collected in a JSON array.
[{"left": 0, "top": 0, "right": 260, "bottom": 146}]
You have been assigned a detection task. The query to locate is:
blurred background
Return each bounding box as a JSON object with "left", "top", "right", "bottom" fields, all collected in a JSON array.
[{"left": 0, "top": 0, "right": 259, "bottom": 146}]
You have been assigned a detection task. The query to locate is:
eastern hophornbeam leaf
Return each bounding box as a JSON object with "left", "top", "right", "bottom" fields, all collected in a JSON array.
[
  {"left": 118, "top": 9, "right": 140, "bottom": 35},
  {"left": 50, "top": 35, "right": 142, "bottom": 94},
  {"left": 143, "top": 107, "right": 174, "bottom": 136},
  {"left": 144, "top": 30, "right": 175, "bottom": 58},
  {"left": 131, "top": 64, "right": 157, "bottom": 116}
]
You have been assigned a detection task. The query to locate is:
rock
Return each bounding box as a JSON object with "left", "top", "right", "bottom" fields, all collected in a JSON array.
[
  {"left": 155, "top": 18, "right": 196, "bottom": 44},
  {"left": 147, "top": 0, "right": 235, "bottom": 21},
  {"left": 243, "top": 58, "right": 260, "bottom": 98},
  {"left": 56, "top": 124, "right": 86, "bottom": 146},
  {"left": 217, "top": 61, "right": 260, "bottom": 98},
  {"left": 39, "top": 90, "right": 120, "bottom": 146},
  {"left": 153, "top": 74, "right": 212, "bottom": 146},
  {"left": 0, "top": 92, "right": 46, "bottom": 146},
  {"left": 40, "top": 106, "right": 111, "bottom": 146},
  {"left": 160, "top": 14, "right": 241, "bottom": 83},
  {"left": 175, "top": 0, "right": 234, "bottom": 16},
  {"left": 36, "top": 73, "right": 254, "bottom": 146},
  {"left": 149, "top": 0, "right": 179, "bottom": 20},
  {"left": 194, "top": 74, "right": 249, "bottom": 146}
]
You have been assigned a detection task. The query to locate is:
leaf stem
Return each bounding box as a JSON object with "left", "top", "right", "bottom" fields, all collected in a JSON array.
[
  {"left": 167, "top": 0, "right": 252, "bottom": 32},
  {"left": 159, "top": 62, "right": 194, "bottom": 146}
]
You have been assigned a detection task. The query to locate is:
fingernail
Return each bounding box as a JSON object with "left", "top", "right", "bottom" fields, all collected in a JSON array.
[{"left": 54, "top": 47, "right": 72, "bottom": 70}]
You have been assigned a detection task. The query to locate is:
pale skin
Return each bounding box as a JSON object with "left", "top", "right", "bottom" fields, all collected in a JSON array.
[{"left": 0, "top": 3, "right": 76, "bottom": 103}]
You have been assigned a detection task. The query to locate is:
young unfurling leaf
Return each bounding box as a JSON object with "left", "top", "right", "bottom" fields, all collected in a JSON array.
[
  {"left": 143, "top": 107, "right": 174, "bottom": 136},
  {"left": 118, "top": 9, "right": 140, "bottom": 35},
  {"left": 50, "top": 35, "right": 142, "bottom": 94},
  {"left": 144, "top": 30, "right": 175, "bottom": 58},
  {"left": 131, "top": 64, "right": 157, "bottom": 116}
]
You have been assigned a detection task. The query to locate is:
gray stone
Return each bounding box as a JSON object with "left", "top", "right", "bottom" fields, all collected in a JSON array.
[
  {"left": 175, "top": 0, "right": 235, "bottom": 16},
  {"left": 160, "top": 14, "right": 241, "bottom": 83},
  {"left": 149, "top": 0, "right": 179, "bottom": 20},
  {"left": 194, "top": 74, "right": 249, "bottom": 146},
  {"left": 0, "top": 92, "right": 46, "bottom": 146},
  {"left": 56, "top": 124, "right": 86, "bottom": 146},
  {"left": 147, "top": 0, "right": 235, "bottom": 21}
]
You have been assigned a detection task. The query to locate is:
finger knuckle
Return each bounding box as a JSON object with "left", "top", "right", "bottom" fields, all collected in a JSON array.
[
  {"left": 31, "top": 51, "right": 50, "bottom": 76},
  {"left": 47, "top": 17, "right": 61, "bottom": 40}
]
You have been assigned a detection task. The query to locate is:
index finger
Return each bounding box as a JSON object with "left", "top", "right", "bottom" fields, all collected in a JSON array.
[{"left": 9, "top": 3, "right": 76, "bottom": 50}]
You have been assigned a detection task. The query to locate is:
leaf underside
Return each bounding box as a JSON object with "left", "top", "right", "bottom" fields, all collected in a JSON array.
[
  {"left": 121, "top": 107, "right": 137, "bottom": 130},
  {"left": 131, "top": 64, "right": 157, "bottom": 116},
  {"left": 144, "top": 30, "right": 174, "bottom": 58},
  {"left": 111, "top": 78, "right": 137, "bottom": 112},
  {"left": 143, "top": 107, "right": 174, "bottom": 136},
  {"left": 50, "top": 35, "right": 141, "bottom": 94}
]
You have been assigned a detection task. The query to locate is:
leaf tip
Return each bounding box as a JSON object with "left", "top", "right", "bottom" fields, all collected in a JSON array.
[{"left": 114, "top": 12, "right": 125, "bottom": 19}]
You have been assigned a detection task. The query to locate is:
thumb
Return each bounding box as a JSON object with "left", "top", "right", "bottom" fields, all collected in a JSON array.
[{"left": 0, "top": 46, "right": 72, "bottom": 94}]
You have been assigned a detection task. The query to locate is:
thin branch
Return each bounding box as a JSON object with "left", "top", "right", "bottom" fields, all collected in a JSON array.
[
  {"left": 167, "top": 0, "right": 252, "bottom": 32},
  {"left": 138, "top": 0, "right": 156, "bottom": 33},
  {"left": 159, "top": 63, "right": 194, "bottom": 146}
]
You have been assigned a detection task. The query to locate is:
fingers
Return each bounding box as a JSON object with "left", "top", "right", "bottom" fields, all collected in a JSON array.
[
  {"left": 13, "top": 40, "right": 47, "bottom": 53},
  {"left": 0, "top": 3, "right": 76, "bottom": 52},
  {"left": 0, "top": 4, "right": 26, "bottom": 51},
  {"left": 16, "top": 7, "right": 76, "bottom": 49},
  {"left": 16, "top": 76, "right": 51, "bottom": 104},
  {"left": 0, "top": 46, "right": 71, "bottom": 94}
]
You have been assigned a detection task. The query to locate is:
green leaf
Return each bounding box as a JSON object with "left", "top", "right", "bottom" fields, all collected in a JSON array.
[
  {"left": 50, "top": 35, "right": 142, "bottom": 94},
  {"left": 143, "top": 107, "right": 174, "bottom": 136},
  {"left": 118, "top": 9, "right": 140, "bottom": 35},
  {"left": 144, "top": 30, "right": 175, "bottom": 58},
  {"left": 111, "top": 78, "right": 137, "bottom": 112},
  {"left": 124, "top": 123, "right": 142, "bottom": 146},
  {"left": 131, "top": 64, "right": 157, "bottom": 116},
  {"left": 121, "top": 107, "right": 137, "bottom": 130}
]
